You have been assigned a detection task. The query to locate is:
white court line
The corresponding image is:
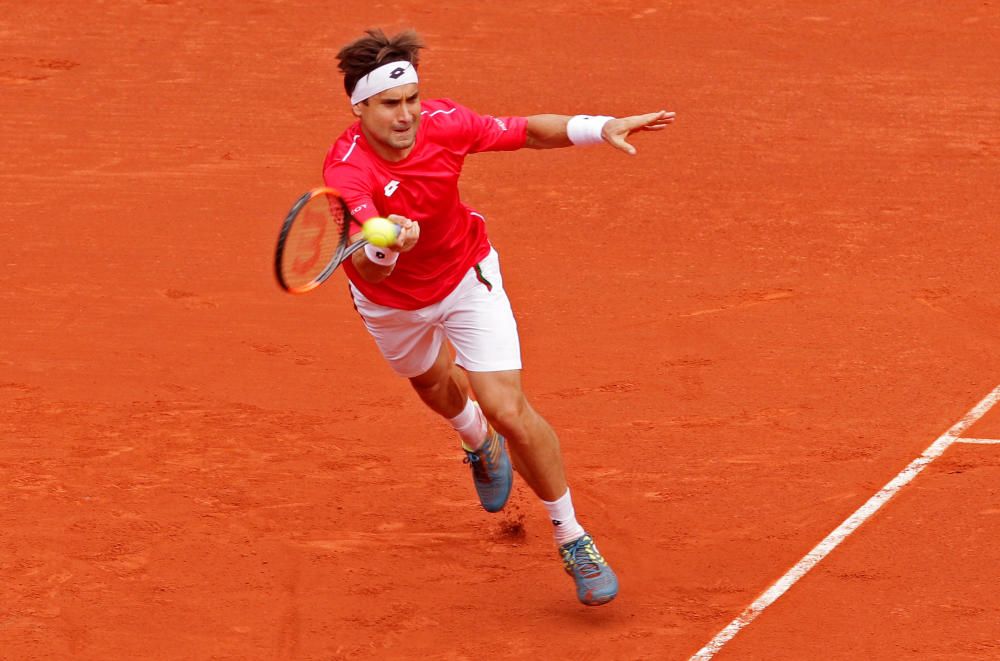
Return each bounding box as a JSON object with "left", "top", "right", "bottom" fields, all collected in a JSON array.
[
  {"left": 954, "top": 438, "right": 1000, "bottom": 444},
  {"left": 690, "top": 384, "right": 1000, "bottom": 660}
]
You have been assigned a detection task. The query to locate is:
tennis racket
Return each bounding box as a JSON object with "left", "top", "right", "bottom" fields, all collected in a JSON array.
[{"left": 273, "top": 187, "right": 368, "bottom": 294}]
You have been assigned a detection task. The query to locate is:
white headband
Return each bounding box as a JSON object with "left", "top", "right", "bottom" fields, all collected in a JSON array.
[{"left": 350, "top": 61, "right": 419, "bottom": 104}]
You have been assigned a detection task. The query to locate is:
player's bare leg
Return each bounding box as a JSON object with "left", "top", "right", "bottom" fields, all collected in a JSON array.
[
  {"left": 411, "top": 356, "right": 617, "bottom": 605},
  {"left": 408, "top": 342, "right": 468, "bottom": 419},
  {"left": 464, "top": 369, "right": 566, "bottom": 501},
  {"left": 409, "top": 343, "right": 512, "bottom": 512},
  {"left": 468, "top": 368, "right": 619, "bottom": 606}
]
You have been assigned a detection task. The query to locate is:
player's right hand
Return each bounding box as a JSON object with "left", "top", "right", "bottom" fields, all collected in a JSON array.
[{"left": 387, "top": 214, "right": 420, "bottom": 252}]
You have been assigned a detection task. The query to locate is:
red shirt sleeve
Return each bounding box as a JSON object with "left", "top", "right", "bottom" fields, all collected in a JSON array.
[
  {"left": 322, "top": 160, "right": 379, "bottom": 232},
  {"left": 441, "top": 100, "right": 527, "bottom": 154}
]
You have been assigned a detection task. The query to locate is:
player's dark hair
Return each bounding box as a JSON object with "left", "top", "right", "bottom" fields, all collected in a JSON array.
[{"left": 337, "top": 28, "right": 425, "bottom": 100}]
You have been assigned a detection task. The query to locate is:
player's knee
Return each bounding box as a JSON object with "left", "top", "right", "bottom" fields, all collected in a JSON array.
[
  {"left": 486, "top": 395, "right": 530, "bottom": 442},
  {"left": 409, "top": 362, "right": 449, "bottom": 394}
]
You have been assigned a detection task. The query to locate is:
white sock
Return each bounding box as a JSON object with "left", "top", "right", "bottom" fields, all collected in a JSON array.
[
  {"left": 541, "top": 488, "right": 586, "bottom": 545},
  {"left": 448, "top": 399, "right": 488, "bottom": 450}
]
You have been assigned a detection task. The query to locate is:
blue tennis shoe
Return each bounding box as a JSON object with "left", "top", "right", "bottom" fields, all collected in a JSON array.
[
  {"left": 462, "top": 428, "right": 513, "bottom": 513},
  {"left": 559, "top": 533, "right": 619, "bottom": 605}
]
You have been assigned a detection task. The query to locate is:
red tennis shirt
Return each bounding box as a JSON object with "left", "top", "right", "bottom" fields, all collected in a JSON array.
[{"left": 322, "top": 98, "right": 528, "bottom": 310}]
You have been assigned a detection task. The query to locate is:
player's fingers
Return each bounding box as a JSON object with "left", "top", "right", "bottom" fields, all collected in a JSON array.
[
  {"left": 647, "top": 116, "right": 676, "bottom": 128},
  {"left": 397, "top": 221, "right": 420, "bottom": 251},
  {"left": 626, "top": 110, "right": 675, "bottom": 131},
  {"left": 624, "top": 111, "right": 664, "bottom": 128},
  {"left": 607, "top": 135, "right": 637, "bottom": 156}
]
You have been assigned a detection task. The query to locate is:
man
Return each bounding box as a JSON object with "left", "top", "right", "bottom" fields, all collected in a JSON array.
[{"left": 323, "top": 28, "right": 675, "bottom": 606}]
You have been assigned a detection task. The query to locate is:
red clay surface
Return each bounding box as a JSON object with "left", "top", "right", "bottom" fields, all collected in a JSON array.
[
  {"left": 963, "top": 404, "right": 1000, "bottom": 439},
  {"left": 2, "top": 2, "right": 999, "bottom": 659}
]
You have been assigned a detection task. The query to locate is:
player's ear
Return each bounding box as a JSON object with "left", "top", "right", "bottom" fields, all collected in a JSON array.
[{"left": 351, "top": 103, "right": 362, "bottom": 118}]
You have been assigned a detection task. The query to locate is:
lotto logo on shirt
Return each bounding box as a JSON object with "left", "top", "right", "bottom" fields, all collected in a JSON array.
[
  {"left": 384, "top": 180, "right": 400, "bottom": 197},
  {"left": 492, "top": 117, "right": 507, "bottom": 131}
]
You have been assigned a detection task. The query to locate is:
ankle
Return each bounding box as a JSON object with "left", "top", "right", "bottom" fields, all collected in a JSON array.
[
  {"left": 541, "top": 488, "right": 586, "bottom": 545},
  {"left": 449, "top": 399, "right": 488, "bottom": 450}
]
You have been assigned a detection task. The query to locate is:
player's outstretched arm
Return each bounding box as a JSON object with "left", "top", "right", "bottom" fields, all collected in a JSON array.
[
  {"left": 524, "top": 114, "right": 575, "bottom": 149},
  {"left": 525, "top": 110, "right": 675, "bottom": 154}
]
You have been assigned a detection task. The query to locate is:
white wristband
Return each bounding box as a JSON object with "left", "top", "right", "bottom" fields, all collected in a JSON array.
[
  {"left": 566, "top": 115, "right": 613, "bottom": 146},
  {"left": 364, "top": 243, "right": 399, "bottom": 266}
]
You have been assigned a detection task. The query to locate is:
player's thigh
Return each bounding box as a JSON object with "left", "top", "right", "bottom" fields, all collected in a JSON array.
[
  {"left": 442, "top": 249, "right": 521, "bottom": 373},
  {"left": 350, "top": 284, "right": 444, "bottom": 378},
  {"left": 408, "top": 341, "right": 454, "bottom": 389}
]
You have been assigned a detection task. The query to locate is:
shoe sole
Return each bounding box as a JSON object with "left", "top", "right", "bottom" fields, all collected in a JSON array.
[{"left": 581, "top": 590, "right": 618, "bottom": 606}]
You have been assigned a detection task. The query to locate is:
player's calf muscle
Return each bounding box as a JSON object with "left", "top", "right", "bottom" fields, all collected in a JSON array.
[{"left": 410, "top": 377, "right": 465, "bottom": 418}]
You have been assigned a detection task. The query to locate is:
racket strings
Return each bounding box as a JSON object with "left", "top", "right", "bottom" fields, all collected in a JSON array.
[{"left": 280, "top": 194, "right": 346, "bottom": 291}]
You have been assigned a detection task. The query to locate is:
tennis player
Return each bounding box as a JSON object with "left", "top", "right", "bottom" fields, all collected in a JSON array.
[{"left": 323, "top": 28, "right": 674, "bottom": 606}]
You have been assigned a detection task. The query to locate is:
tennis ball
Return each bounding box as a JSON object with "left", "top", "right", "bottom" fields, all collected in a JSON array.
[{"left": 362, "top": 217, "right": 400, "bottom": 248}]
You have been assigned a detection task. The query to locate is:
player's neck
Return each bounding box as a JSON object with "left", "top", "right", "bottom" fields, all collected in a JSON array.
[{"left": 360, "top": 126, "right": 414, "bottom": 163}]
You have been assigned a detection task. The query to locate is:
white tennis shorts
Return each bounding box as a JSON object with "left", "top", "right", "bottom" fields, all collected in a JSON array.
[{"left": 349, "top": 248, "right": 522, "bottom": 378}]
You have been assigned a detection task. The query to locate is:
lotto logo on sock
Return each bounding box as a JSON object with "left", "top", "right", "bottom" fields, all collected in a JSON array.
[{"left": 552, "top": 519, "right": 563, "bottom": 526}]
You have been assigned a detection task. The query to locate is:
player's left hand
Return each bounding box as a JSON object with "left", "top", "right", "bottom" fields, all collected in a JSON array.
[
  {"left": 602, "top": 110, "right": 676, "bottom": 155},
  {"left": 387, "top": 214, "right": 420, "bottom": 252}
]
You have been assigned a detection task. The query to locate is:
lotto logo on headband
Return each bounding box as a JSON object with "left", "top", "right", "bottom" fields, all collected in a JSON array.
[{"left": 351, "top": 61, "right": 419, "bottom": 104}]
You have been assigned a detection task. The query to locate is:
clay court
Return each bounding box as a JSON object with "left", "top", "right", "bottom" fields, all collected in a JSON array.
[{"left": 3, "top": 1, "right": 999, "bottom": 659}]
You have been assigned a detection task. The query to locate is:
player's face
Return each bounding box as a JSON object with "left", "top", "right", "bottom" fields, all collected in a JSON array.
[{"left": 354, "top": 84, "right": 421, "bottom": 158}]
